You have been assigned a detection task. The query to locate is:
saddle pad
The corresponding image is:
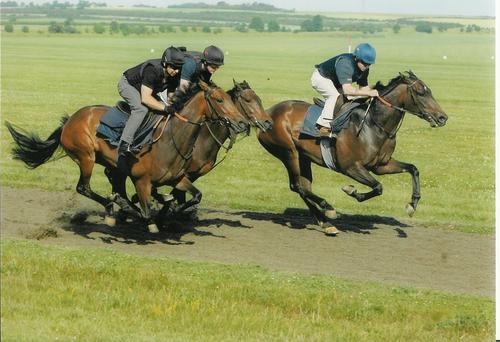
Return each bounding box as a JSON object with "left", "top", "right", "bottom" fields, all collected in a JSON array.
[
  {"left": 96, "top": 106, "right": 162, "bottom": 149},
  {"left": 320, "top": 138, "right": 337, "bottom": 170}
]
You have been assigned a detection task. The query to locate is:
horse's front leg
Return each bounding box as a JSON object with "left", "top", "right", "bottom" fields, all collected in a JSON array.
[
  {"left": 170, "top": 176, "right": 202, "bottom": 213},
  {"left": 342, "top": 165, "right": 383, "bottom": 202},
  {"left": 373, "top": 158, "right": 420, "bottom": 217},
  {"left": 132, "top": 176, "right": 159, "bottom": 233}
]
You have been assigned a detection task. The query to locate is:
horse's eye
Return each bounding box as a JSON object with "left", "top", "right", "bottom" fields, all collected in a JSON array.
[{"left": 216, "top": 98, "right": 224, "bottom": 103}]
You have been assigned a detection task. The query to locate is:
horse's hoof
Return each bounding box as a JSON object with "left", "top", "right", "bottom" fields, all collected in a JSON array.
[
  {"left": 104, "top": 216, "right": 116, "bottom": 227},
  {"left": 148, "top": 223, "right": 160, "bottom": 234},
  {"left": 342, "top": 185, "right": 356, "bottom": 196},
  {"left": 405, "top": 204, "right": 415, "bottom": 217},
  {"left": 324, "top": 209, "right": 337, "bottom": 220},
  {"left": 324, "top": 226, "right": 340, "bottom": 236}
]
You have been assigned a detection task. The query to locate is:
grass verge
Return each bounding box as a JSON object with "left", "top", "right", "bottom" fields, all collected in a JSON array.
[{"left": 1, "top": 239, "right": 494, "bottom": 341}]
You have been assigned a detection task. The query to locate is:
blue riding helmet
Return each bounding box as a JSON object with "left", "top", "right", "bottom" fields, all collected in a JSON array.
[{"left": 353, "top": 43, "right": 376, "bottom": 65}]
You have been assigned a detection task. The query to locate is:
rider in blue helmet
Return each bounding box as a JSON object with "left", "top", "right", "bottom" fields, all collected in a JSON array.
[{"left": 312, "top": 42, "right": 379, "bottom": 138}]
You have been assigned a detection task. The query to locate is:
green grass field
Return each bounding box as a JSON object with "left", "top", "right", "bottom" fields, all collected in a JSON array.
[
  {"left": 1, "top": 239, "right": 494, "bottom": 341},
  {"left": 1, "top": 29, "right": 495, "bottom": 233},
  {"left": 0, "top": 27, "right": 495, "bottom": 340}
]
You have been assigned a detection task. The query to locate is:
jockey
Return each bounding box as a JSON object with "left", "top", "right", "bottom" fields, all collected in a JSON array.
[
  {"left": 169, "top": 45, "right": 225, "bottom": 111},
  {"left": 117, "top": 46, "right": 185, "bottom": 157},
  {"left": 312, "top": 43, "right": 379, "bottom": 137}
]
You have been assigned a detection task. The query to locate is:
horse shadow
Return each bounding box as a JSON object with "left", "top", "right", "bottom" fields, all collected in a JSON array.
[
  {"left": 234, "top": 207, "right": 411, "bottom": 237},
  {"left": 54, "top": 209, "right": 249, "bottom": 246}
]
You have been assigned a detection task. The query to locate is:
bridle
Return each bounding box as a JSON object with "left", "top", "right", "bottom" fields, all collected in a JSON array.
[
  {"left": 169, "top": 85, "right": 236, "bottom": 161},
  {"left": 366, "top": 78, "right": 430, "bottom": 138}
]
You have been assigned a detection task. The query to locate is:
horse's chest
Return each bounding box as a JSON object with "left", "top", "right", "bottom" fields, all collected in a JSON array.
[{"left": 367, "top": 140, "right": 396, "bottom": 166}]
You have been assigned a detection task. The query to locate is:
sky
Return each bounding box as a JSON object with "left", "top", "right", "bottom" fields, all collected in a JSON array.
[{"left": 23, "top": 0, "right": 496, "bottom": 17}]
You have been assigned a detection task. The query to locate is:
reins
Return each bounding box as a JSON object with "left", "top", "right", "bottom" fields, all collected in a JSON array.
[{"left": 362, "top": 79, "right": 424, "bottom": 139}]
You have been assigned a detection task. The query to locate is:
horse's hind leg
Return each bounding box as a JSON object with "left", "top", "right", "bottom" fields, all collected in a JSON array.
[
  {"left": 373, "top": 158, "right": 420, "bottom": 217},
  {"left": 299, "top": 154, "right": 337, "bottom": 219},
  {"left": 74, "top": 155, "right": 116, "bottom": 226},
  {"left": 282, "top": 151, "right": 338, "bottom": 234},
  {"left": 104, "top": 167, "right": 140, "bottom": 218}
]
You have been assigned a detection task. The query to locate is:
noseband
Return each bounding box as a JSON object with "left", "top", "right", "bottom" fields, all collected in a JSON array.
[
  {"left": 377, "top": 79, "right": 430, "bottom": 120},
  {"left": 368, "top": 78, "right": 432, "bottom": 138}
]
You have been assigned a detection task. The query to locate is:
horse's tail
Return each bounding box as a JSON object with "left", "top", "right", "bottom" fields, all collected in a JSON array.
[{"left": 5, "top": 115, "right": 69, "bottom": 169}]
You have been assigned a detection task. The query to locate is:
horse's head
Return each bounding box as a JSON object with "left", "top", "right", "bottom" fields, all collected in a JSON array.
[
  {"left": 399, "top": 71, "right": 448, "bottom": 127},
  {"left": 228, "top": 79, "right": 273, "bottom": 131},
  {"left": 198, "top": 80, "right": 250, "bottom": 134}
]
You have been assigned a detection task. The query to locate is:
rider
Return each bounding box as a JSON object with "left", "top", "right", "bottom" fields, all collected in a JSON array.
[
  {"left": 169, "top": 45, "right": 225, "bottom": 111},
  {"left": 312, "top": 43, "right": 379, "bottom": 137},
  {"left": 117, "top": 46, "right": 185, "bottom": 157}
]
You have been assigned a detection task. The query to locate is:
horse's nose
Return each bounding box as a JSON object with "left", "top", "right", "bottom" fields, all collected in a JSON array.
[
  {"left": 437, "top": 113, "right": 448, "bottom": 126},
  {"left": 239, "top": 121, "right": 248, "bottom": 130}
]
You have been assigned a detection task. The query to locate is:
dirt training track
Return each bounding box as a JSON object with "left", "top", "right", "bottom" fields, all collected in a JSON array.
[{"left": 1, "top": 187, "right": 494, "bottom": 297}]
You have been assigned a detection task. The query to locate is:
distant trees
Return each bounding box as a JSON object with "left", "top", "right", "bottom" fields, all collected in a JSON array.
[
  {"left": 234, "top": 23, "right": 248, "bottom": 32},
  {"left": 415, "top": 22, "right": 432, "bottom": 33},
  {"left": 301, "top": 15, "right": 323, "bottom": 32},
  {"left": 267, "top": 19, "right": 280, "bottom": 32},
  {"left": 249, "top": 17, "right": 264, "bottom": 32},
  {"left": 202, "top": 26, "right": 211, "bottom": 33},
  {"left": 110, "top": 21, "right": 119, "bottom": 34},
  {"left": 392, "top": 24, "right": 401, "bottom": 33},
  {"left": 93, "top": 23, "right": 105, "bottom": 34},
  {"left": 22, "top": 25, "right": 29, "bottom": 33},
  {"left": 465, "top": 24, "right": 481, "bottom": 32},
  {"left": 4, "top": 22, "right": 14, "bottom": 32},
  {"left": 48, "top": 21, "right": 63, "bottom": 33}
]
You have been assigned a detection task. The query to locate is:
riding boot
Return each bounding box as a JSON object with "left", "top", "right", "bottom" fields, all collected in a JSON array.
[{"left": 117, "top": 141, "right": 139, "bottom": 172}]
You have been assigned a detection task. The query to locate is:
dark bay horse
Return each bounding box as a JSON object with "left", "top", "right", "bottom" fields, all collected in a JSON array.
[
  {"left": 257, "top": 71, "right": 448, "bottom": 235},
  {"left": 7, "top": 81, "right": 250, "bottom": 233},
  {"left": 166, "top": 80, "right": 274, "bottom": 207}
]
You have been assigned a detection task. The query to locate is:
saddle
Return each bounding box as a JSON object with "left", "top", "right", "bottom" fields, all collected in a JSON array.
[{"left": 96, "top": 101, "right": 165, "bottom": 149}]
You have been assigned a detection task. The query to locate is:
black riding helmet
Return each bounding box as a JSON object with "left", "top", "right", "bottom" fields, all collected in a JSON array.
[
  {"left": 161, "top": 46, "right": 185, "bottom": 69},
  {"left": 202, "top": 45, "right": 224, "bottom": 66}
]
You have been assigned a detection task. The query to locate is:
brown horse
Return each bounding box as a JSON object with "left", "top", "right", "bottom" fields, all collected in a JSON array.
[
  {"left": 165, "top": 80, "right": 273, "bottom": 207},
  {"left": 7, "top": 81, "right": 250, "bottom": 233},
  {"left": 257, "top": 71, "right": 448, "bottom": 235}
]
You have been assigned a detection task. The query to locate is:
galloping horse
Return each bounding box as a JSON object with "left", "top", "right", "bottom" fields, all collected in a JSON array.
[
  {"left": 258, "top": 71, "right": 448, "bottom": 235},
  {"left": 168, "top": 80, "right": 274, "bottom": 206},
  {"left": 7, "top": 81, "right": 250, "bottom": 233}
]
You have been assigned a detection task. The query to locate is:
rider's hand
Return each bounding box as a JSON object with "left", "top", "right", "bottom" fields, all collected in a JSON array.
[
  {"left": 369, "top": 90, "right": 379, "bottom": 97},
  {"left": 164, "top": 105, "right": 175, "bottom": 116}
]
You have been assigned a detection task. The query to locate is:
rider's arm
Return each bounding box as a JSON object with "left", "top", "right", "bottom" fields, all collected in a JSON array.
[
  {"left": 342, "top": 83, "right": 378, "bottom": 97},
  {"left": 140, "top": 85, "right": 167, "bottom": 111},
  {"left": 178, "top": 79, "right": 191, "bottom": 93}
]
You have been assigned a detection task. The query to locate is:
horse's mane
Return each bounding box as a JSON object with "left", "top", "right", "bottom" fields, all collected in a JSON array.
[
  {"left": 373, "top": 71, "right": 418, "bottom": 96},
  {"left": 174, "top": 80, "right": 218, "bottom": 111}
]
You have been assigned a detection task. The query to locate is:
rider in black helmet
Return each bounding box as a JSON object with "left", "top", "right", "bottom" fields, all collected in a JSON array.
[
  {"left": 170, "top": 45, "right": 225, "bottom": 111},
  {"left": 117, "top": 46, "right": 185, "bottom": 157}
]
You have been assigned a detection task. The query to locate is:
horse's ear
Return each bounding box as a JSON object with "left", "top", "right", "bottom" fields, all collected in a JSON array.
[
  {"left": 199, "top": 80, "right": 209, "bottom": 91},
  {"left": 243, "top": 80, "right": 250, "bottom": 88},
  {"left": 233, "top": 78, "right": 242, "bottom": 90}
]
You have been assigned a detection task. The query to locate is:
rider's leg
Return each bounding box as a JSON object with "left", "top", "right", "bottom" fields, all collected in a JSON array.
[
  {"left": 117, "top": 75, "right": 148, "bottom": 156},
  {"left": 311, "top": 69, "right": 340, "bottom": 135}
]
